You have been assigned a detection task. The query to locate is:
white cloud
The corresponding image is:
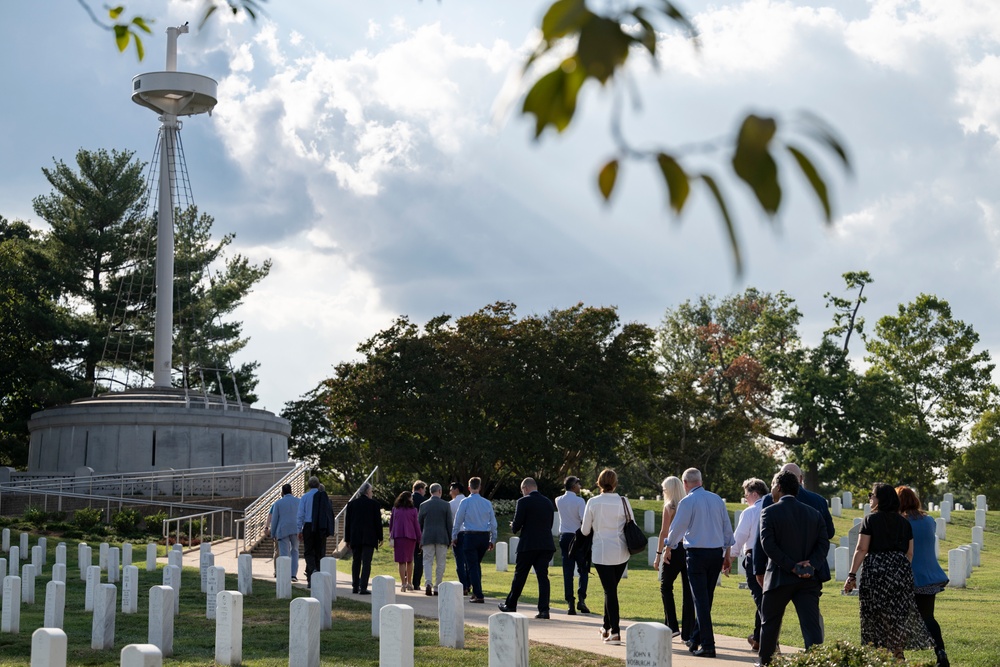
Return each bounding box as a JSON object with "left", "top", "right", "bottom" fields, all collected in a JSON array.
[{"left": 956, "top": 55, "right": 1000, "bottom": 139}]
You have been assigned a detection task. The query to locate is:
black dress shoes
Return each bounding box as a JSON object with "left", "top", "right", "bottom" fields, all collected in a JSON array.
[
  {"left": 567, "top": 606, "right": 576, "bottom": 615},
  {"left": 576, "top": 602, "right": 591, "bottom": 614},
  {"left": 692, "top": 647, "right": 717, "bottom": 658},
  {"left": 498, "top": 603, "right": 516, "bottom": 612},
  {"left": 535, "top": 612, "right": 550, "bottom": 619}
]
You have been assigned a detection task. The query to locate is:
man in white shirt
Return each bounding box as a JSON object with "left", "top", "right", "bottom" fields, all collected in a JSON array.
[
  {"left": 731, "top": 478, "right": 769, "bottom": 651},
  {"left": 555, "top": 476, "right": 591, "bottom": 614}
]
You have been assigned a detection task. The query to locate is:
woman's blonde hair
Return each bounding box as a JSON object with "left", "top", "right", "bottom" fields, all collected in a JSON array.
[
  {"left": 597, "top": 468, "right": 618, "bottom": 493},
  {"left": 661, "top": 476, "right": 684, "bottom": 511}
]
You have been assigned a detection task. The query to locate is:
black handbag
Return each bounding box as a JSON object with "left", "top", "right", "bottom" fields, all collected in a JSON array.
[
  {"left": 621, "top": 497, "right": 647, "bottom": 555},
  {"left": 567, "top": 528, "right": 592, "bottom": 557}
]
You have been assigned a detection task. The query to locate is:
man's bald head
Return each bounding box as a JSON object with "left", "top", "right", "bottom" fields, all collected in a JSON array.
[{"left": 780, "top": 463, "right": 803, "bottom": 483}]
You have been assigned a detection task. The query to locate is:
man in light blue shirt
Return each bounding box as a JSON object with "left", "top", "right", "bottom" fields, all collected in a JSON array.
[
  {"left": 663, "top": 468, "right": 735, "bottom": 658},
  {"left": 451, "top": 476, "right": 497, "bottom": 603}
]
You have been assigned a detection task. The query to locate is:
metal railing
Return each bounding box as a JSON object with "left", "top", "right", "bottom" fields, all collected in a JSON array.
[
  {"left": 333, "top": 466, "right": 379, "bottom": 545},
  {"left": 3, "top": 461, "right": 295, "bottom": 502},
  {"left": 161, "top": 507, "right": 237, "bottom": 551},
  {"left": 237, "top": 460, "right": 310, "bottom": 554}
]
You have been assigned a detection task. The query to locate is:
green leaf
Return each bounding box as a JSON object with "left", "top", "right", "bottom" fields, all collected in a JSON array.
[
  {"left": 113, "top": 25, "right": 130, "bottom": 54},
  {"left": 598, "top": 159, "right": 619, "bottom": 201},
  {"left": 134, "top": 34, "right": 145, "bottom": 61},
  {"left": 521, "top": 58, "right": 586, "bottom": 137},
  {"left": 108, "top": 6, "right": 124, "bottom": 20},
  {"left": 656, "top": 153, "right": 690, "bottom": 214},
  {"left": 787, "top": 144, "right": 832, "bottom": 223},
  {"left": 798, "top": 111, "right": 852, "bottom": 175},
  {"left": 698, "top": 173, "right": 742, "bottom": 275},
  {"left": 200, "top": 5, "right": 219, "bottom": 29},
  {"left": 577, "top": 17, "right": 632, "bottom": 84},
  {"left": 631, "top": 9, "right": 658, "bottom": 58},
  {"left": 131, "top": 17, "right": 152, "bottom": 34},
  {"left": 540, "top": 0, "right": 590, "bottom": 43},
  {"left": 659, "top": 1, "right": 699, "bottom": 41},
  {"left": 732, "top": 114, "right": 781, "bottom": 215}
]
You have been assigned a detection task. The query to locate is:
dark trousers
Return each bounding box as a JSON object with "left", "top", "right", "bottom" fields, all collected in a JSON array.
[
  {"left": 744, "top": 554, "right": 764, "bottom": 641},
  {"left": 758, "top": 578, "right": 823, "bottom": 665},
  {"left": 453, "top": 533, "right": 469, "bottom": 590},
  {"left": 505, "top": 549, "right": 554, "bottom": 612},
  {"left": 594, "top": 562, "right": 628, "bottom": 634},
  {"left": 660, "top": 544, "right": 694, "bottom": 640},
  {"left": 412, "top": 541, "right": 423, "bottom": 588},
  {"left": 559, "top": 533, "right": 590, "bottom": 604},
  {"left": 915, "top": 593, "right": 946, "bottom": 654},
  {"left": 462, "top": 532, "right": 490, "bottom": 598},
  {"left": 351, "top": 545, "right": 376, "bottom": 592},
  {"left": 686, "top": 547, "right": 724, "bottom": 650},
  {"left": 302, "top": 523, "right": 326, "bottom": 584}
]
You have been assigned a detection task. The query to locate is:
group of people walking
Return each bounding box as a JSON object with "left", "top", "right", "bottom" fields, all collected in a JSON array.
[
  {"left": 276, "top": 467, "right": 952, "bottom": 666},
  {"left": 266, "top": 476, "right": 335, "bottom": 586}
]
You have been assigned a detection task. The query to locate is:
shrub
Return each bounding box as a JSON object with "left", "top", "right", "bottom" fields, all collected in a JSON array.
[
  {"left": 73, "top": 507, "right": 103, "bottom": 531},
  {"left": 23, "top": 506, "right": 48, "bottom": 527},
  {"left": 492, "top": 499, "right": 516, "bottom": 516},
  {"left": 111, "top": 508, "right": 142, "bottom": 536},
  {"left": 143, "top": 511, "right": 169, "bottom": 536},
  {"left": 771, "top": 641, "right": 913, "bottom": 667}
]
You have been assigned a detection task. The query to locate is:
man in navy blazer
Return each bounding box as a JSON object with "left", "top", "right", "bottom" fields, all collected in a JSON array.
[
  {"left": 756, "top": 471, "right": 830, "bottom": 665},
  {"left": 498, "top": 477, "right": 556, "bottom": 618},
  {"left": 752, "top": 462, "right": 834, "bottom": 578}
]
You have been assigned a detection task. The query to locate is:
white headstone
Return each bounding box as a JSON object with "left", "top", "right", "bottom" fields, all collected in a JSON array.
[
  {"left": 120, "top": 644, "right": 162, "bottom": 667},
  {"left": 80, "top": 545, "right": 92, "bottom": 581},
  {"left": 380, "top": 604, "right": 414, "bottom": 667},
  {"left": 495, "top": 542, "right": 508, "bottom": 572},
  {"left": 976, "top": 509, "right": 986, "bottom": 528},
  {"left": 948, "top": 548, "right": 967, "bottom": 587},
  {"left": 977, "top": 495, "right": 987, "bottom": 511},
  {"left": 853, "top": 518, "right": 862, "bottom": 527},
  {"left": 863, "top": 503, "right": 871, "bottom": 517},
  {"left": 31, "top": 627, "right": 67, "bottom": 667},
  {"left": 372, "top": 575, "right": 397, "bottom": 637},
  {"left": 148, "top": 586, "right": 174, "bottom": 657},
  {"left": 626, "top": 621, "right": 671, "bottom": 666},
  {"left": 215, "top": 591, "right": 243, "bottom": 666},
  {"left": 827, "top": 543, "right": 836, "bottom": 572},
  {"left": 644, "top": 510, "right": 656, "bottom": 534},
  {"left": 122, "top": 543, "right": 133, "bottom": 569},
  {"left": 831, "top": 496, "right": 842, "bottom": 518},
  {"left": 508, "top": 537, "right": 519, "bottom": 564},
  {"left": 172, "top": 544, "right": 183, "bottom": 553},
  {"left": 0, "top": 559, "right": 6, "bottom": 582},
  {"left": 941, "top": 501, "right": 952, "bottom": 523},
  {"left": 20, "top": 533, "right": 28, "bottom": 553},
  {"left": 1, "top": 529, "right": 8, "bottom": 552},
  {"left": 99, "top": 543, "right": 109, "bottom": 571},
  {"left": 55, "top": 543, "right": 66, "bottom": 567},
  {"left": 21, "top": 564, "right": 36, "bottom": 605},
  {"left": 108, "top": 547, "right": 120, "bottom": 584},
  {"left": 944, "top": 492, "right": 954, "bottom": 505},
  {"left": 238, "top": 553, "right": 253, "bottom": 595},
  {"left": 438, "top": 581, "right": 464, "bottom": 648},
  {"left": 970, "top": 541, "right": 981, "bottom": 567},
  {"left": 9, "top": 546, "right": 19, "bottom": 571},
  {"left": 973, "top": 526, "right": 984, "bottom": 549},
  {"left": 2, "top": 575, "right": 21, "bottom": 633},
  {"left": 927, "top": 502, "right": 935, "bottom": 512},
  {"left": 835, "top": 547, "right": 849, "bottom": 581},
  {"left": 311, "top": 571, "right": 332, "bottom": 630},
  {"left": 842, "top": 491, "right": 852, "bottom": 510},
  {"left": 32, "top": 545, "right": 43, "bottom": 572},
  {"left": 146, "top": 544, "right": 157, "bottom": 572},
  {"left": 645, "top": 537, "right": 659, "bottom": 567},
  {"left": 200, "top": 548, "right": 214, "bottom": 593},
  {"left": 122, "top": 565, "right": 139, "bottom": 614},
  {"left": 320, "top": 557, "right": 337, "bottom": 602},
  {"left": 276, "top": 556, "right": 292, "bottom": 599},
  {"left": 167, "top": 550, "right": 182, "bottom": 571},
  {"left": 935, "top": 517, "right": 946, "bottom": 540},
  {"left": 85, "top": 565, "right": 101, "bottom": 611},
  {"left": 163, "top": 565, "right": 181, "bottom": 615},
  {"left": 551, "top": 511, "right": 560, "bottom": 537},
  {"left": 960, "top": 545, "right": 973, "bottom": 578},
  {"left": 732, "top": 509, "right": 743, "bottom": 532},
  {"left": 91, "top": 583, "right": 117, "bottom": 650},
  {"left": 289, "top": 597, "right": 321, "bottom": 667},
  {"left": 206, "top": 566, "right": 225, "bottom": 619},
  {"left": 488, "top": 610, "right": 529, "bottom": 667},
  {"left": 935, "top": 535, "right": 940, "bottom": 560},
  {"left": 44, "top": 580, "right": 66, "bottom": 629},
  {"left": 38, "top": 538, "right": 47, "bottom": 564}
]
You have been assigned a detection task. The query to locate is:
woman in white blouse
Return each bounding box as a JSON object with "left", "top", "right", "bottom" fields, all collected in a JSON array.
[{"left": 581, "top": 468, "right": 632, "bottom": 645}]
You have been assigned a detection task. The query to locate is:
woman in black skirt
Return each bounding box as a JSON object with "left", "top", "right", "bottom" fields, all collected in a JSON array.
[{"left": 843, "top": 483, "right": 933, "bottom": 660}]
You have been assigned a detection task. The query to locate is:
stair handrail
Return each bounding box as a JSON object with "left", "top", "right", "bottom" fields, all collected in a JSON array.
[
  {"left": 239, "top": 460, "right": 310, "bottom": 554},
  {"left": 333, "top": 465, "right": 379, "bottom": 544}
]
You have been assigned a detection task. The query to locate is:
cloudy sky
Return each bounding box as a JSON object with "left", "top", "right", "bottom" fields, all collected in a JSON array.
[{"left": 2, "top": 0, "right": 999, "bottom": 413}]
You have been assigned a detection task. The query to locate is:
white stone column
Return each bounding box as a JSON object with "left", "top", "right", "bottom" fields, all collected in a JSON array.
[
  {"left": 146, "top": 543, "right": 158, "bottom": 572},
  {"left": 91, "top": 583, "right": 117, "bottom": 650},
  {"left": 438, "top": 581, "right": 464, "bottom": 648},
  {"left": 626, "top": 622, "right": 671, "bottom": 666},
  {"left": 120, "top": 644, "right": 162, "bottom": 667},
  {"left": 22, "top": 564, "right": 36, "bottom": 604},
  {"left": 488, "top": 611, "right": 529, "bottom": 667},
  {"left": 289, "top": 597, "right": 320, "bottom": 667},
  {"left": 215, "top": 591, "right": 243, "bottom": 666},
  {"left": 123, "top": 565, "right": 139, "bottom": 614},
  {"left": 148, "top": 586, "right": 175, "bottom": 657},
  {"left": 276, "top": 556, "right": 292, "bottom": 599},
  {"left": 372, "top": 575, "right": 397, "bottom": 637},
  {"left": 238, "top": 553, "right": 253, "bottom": 595},
  {"left": 86, "top": 565, "right": 101, "bottom": 611},
  {"left": 380, "top": 604, "right": 414, "bottom": 667},
  {"left": 311, "top": 571, "right": 333, "bottom": 630},
  {"left": 2, "top": 575, "right": 21, "bottom": 633},
  {"left": 44, "top": 580, "right": 66, "bottom": 629},
  {"left": 495, "top": 542, "right": 508, "bottom": 572},
  {"left": 31, "top": 627, "right": 67, "bottom": 667},
  {"left": 320, "top": 556, "right": 337, "bottom": 602}
]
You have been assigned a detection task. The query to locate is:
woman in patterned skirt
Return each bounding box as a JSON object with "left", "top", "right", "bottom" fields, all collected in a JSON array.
[{"left": 843, "top": 483, "right": 933, "bottom": 660}]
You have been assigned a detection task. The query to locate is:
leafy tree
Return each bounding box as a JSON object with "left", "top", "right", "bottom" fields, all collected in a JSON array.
[{"left": 949, "top": 409, "right": 1000, "bottom": 507}]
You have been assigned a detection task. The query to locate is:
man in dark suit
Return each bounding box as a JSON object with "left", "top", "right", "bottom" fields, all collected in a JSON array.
[
  {"left": 753, "top": 462, "right": 835, "bottom": 579},
  {"left": 411, "top": 480, "right": 427, "bottom": 589},
  {"left": 345, "top": 481, "right": 383, "bottom": 594},
  {"left": 498, "top": 477, "right": 556, "bottom": 618},
  {"left": 756, "top": 471, "right": 831, "bottom": 666}
]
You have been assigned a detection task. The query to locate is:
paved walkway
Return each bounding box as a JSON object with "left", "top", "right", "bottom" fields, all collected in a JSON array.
[{"left": 182, "top": 540, "right": 789, "bottom": 666}]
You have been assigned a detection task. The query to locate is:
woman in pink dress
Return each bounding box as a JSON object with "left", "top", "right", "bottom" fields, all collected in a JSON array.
[{"left": 389, "top": 491, "right": 422, "bottom": 591}]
